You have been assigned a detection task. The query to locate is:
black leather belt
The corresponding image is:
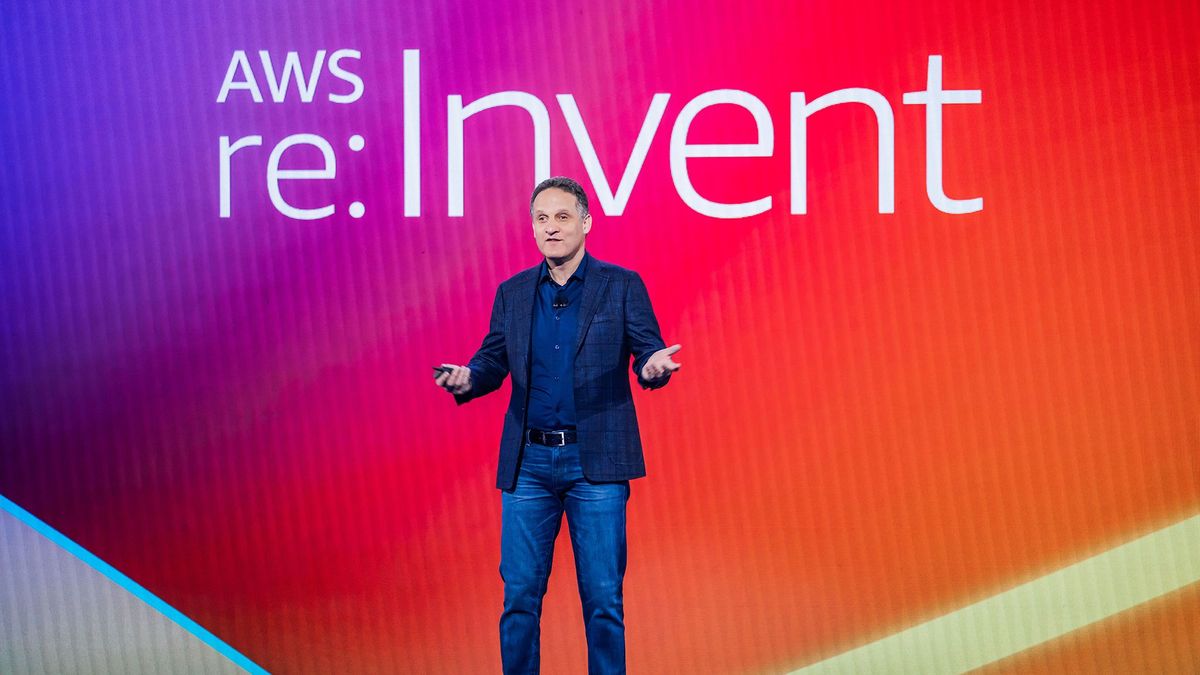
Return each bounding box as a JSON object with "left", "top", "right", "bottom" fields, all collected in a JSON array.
[{"left": 526, "top": 427, "right": 577, "bottom": 446}]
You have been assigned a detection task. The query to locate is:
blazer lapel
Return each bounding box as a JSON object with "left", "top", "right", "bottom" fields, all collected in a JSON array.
[{"left": 574, "top": 262, "right": 609, "bottom": 355}]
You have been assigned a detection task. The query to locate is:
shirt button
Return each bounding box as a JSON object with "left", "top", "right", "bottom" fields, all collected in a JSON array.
[
  {"left": 555, "top": 315, "right": 560, "bottom": 321},
  {"left": 554, "top": 344, "right": 560, "bottom": 350}
]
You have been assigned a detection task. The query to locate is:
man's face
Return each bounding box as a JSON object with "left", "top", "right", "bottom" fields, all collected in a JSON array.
[{"left": 532, "top": 187, "right": 591, "bottom": 262}]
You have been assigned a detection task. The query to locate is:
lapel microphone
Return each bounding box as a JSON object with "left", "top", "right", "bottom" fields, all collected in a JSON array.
[{"left": 553, "top": 292, "right": 569, "bottom": 310}]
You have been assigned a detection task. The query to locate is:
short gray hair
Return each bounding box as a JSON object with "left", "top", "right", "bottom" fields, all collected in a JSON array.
[{"left": 530, "top": 176, "right": 590, "bottom": 219}]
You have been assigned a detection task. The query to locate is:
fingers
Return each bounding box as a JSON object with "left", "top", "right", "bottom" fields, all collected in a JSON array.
[
  {"left": 644, "top": 344, "right": 684, "bottom": 379},
  {"left": 450, "top": 366, "right": 471, "bottom": 393},
  {"left": 447, "top": 366, "right": 465, "bottom": 393},
  {"left": 643, "top": 357, "right": 680, "bottom": 380},
  {"left": 647, "top": 362, "right": 681, "bottom": 378},
  {"left": 435, "top": 363, "right": 454, "bottom": 388},
  {"left": 435, "top": 364, "right": 472, "bottom": 394}
]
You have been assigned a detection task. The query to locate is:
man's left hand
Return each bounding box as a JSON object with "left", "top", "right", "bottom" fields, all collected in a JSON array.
[{"left": 641, "top": 344, "right": 682, "bottom": 381}]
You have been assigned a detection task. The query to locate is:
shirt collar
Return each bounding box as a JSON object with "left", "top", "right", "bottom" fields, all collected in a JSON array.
[{"left": 539, "top": 250, "right": 590, "bottom": 285}]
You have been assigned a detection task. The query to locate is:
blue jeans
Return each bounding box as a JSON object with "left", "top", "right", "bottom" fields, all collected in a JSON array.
[{"left": 499, "top": 440, "right": 630, "bottom": 675}]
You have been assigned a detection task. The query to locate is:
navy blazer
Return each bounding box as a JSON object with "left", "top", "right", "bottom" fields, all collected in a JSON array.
[{"left": 455, "top": 255, "right": 671, "bottom": 490}]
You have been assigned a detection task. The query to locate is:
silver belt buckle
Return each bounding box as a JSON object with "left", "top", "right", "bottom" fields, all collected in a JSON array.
[{"left": 528, "top": 428, "right": 570, "bottom": 446}]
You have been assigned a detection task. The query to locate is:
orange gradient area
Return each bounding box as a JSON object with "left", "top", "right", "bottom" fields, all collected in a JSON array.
[{"left": 372, "top": 3, "right": 1199, "bottom": 672}]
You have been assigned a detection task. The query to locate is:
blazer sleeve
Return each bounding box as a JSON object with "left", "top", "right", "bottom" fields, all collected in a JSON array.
[
  {"left": 454, "top": 285, "right": 510, "bottom": 404},
  {"left": 625, "top": 272, "right": 671, "bottom": 390}
]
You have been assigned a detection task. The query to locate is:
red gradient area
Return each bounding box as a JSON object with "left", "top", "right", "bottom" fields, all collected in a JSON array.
[{"left": 0, "top": 0, "right": 1196, "bottom": 672}]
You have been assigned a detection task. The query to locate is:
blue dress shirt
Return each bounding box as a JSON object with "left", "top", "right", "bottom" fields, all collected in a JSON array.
[{"left": 526, "top": 252, "right": 590, "bottom": 430}]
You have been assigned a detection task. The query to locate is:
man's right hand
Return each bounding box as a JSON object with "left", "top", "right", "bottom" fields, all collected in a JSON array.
[{"left": 434, "top": 363, "right": 473, "bottom": 395}]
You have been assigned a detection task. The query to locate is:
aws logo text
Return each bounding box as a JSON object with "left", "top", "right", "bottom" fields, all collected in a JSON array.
[{"left": 216, "top": 50, "right": 981, "bottom": 220}]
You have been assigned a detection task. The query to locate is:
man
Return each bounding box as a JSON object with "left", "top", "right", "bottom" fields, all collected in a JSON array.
[{"left": 434, "top": 176, "right": 680, "bottom": 674}]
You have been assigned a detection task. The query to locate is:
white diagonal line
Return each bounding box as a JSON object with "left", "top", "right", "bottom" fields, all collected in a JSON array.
[{"left": 792, "top": 514, "right": 1200, "bottom": 674}]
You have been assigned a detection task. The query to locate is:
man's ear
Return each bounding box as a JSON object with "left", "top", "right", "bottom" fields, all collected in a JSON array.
[{"left": 582, "top": 214, "right": 592, "bottom": 235}]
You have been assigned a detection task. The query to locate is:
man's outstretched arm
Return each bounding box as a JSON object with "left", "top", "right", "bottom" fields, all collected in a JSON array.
[
  {"left": 435, "top": 286, "right": 510, "bottom": 404},
  {"left": 626, "top": 273, "right": 680, "bottom": 390}
]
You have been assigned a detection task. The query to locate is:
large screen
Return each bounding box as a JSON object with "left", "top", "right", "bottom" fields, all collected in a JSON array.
[{"left": 2, "top": 1, "right": 1197, "bottom": 672}]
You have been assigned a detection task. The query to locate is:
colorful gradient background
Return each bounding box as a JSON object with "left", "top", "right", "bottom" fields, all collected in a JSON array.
[{"left": 2, "top": 0, "right": 1198, "bottom": 672}]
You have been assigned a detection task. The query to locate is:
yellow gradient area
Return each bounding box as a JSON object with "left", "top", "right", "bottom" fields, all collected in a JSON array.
[{"left": 793, "top": 515, "right": 1200, "bottom": 674}]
